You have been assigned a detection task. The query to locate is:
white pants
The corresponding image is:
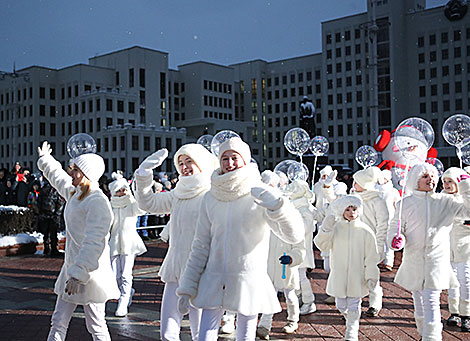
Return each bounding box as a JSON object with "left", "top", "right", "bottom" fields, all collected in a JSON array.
[
  {"left": 335, "top": 297, "right": 361, "bottom": 341},
  {"left": 299, "top": 268, "right": 315, "bottom": 304},
  {"left": 160, "top": 282, "right": 201, "bottom": 341},
  {"left": 448, "top": 261, "right": 470, "bottom": 316},
  {"left": 259, "top": 288, "right": 299, "bottom": 330},
  {"left": 111, "top": 254, "right": 135, "bottom": 307},
  {"left": 383, "top": 243, "right": 395, "bottom": 267},
  {"left": 199, "top": 308, "right": 257, "bottom": 341},
  {"left": 368, "top": 280, "right": 383, "bottom": 310},
  {"left": 321, "top": 251, "right": 330, "bottom": 273},
  {"left": 47, "top": 297, "right": 110, "bottom": 341},
  {"left": 412, "top": 288, "right": 443, "bottom": 339}
]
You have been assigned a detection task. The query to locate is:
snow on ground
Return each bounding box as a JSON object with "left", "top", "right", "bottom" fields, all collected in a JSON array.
[{"left": 0, "top": 231, "right": 66, "bottom": 247}]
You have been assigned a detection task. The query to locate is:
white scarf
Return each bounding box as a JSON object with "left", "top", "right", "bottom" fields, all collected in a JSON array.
[
  {"left": 111, "top": 194, "right": 134, "bottom": 208},
  {"left": 210, "top": 163, "right": 261, "bottom": 202},
  {"left": 172, "top": 172, "right": 212, "bottom": 200}
]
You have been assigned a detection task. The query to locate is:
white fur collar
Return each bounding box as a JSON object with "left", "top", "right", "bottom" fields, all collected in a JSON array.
[
  {"left": 172, "top": 172, "right": 211, "bottom": 200},
  {"left": 210, "top": 163, "right": 261, "bottom": 202}
]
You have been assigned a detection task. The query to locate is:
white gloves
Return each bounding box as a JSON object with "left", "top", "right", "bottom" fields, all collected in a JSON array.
[
  {"left": 321, "top": 214, "right": 336, "bottom": 233},
  {"left": 251, "top": 186, "right": 282, "bottom": 211},
  {"left": 137, "top": 149, "right": 168, "bottom": 176},
  {"left": 37, "top": 141, "right": 52, "bottom": 157},
  {"left": 177, "top": 295, "right": 190, "bottom": 315},
  {"left": 367, "top": 279, "right": 378, "bottom": 290},
  {"left": 65, "top": 277, "right": 82, "bottom": 295},
  {"left": 322, "top": 170, "right": 338, "bottom": 187}
]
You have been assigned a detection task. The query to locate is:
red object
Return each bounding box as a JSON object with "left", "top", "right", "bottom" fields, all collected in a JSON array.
[
  {"left": 374, "top": 130, "right": 391, "bottom": 152},
  {"left": 427, "top": 147, "right": 438, "bottom": 158},
  {"left": 17, "top": 173, "right": 24, "bottom": 182}
]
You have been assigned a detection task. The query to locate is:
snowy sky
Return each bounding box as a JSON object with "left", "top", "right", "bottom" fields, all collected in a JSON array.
[{"left": 0, "top": 0, "right": 449, "bottom": 72}]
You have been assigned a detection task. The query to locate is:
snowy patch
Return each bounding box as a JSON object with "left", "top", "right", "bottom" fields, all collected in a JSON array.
[
  {"left": 0, "top": 230, "right": 66, "bottom": 247},
  {"left": 0, "top": 205, "right": 30, "bottom": 213}
]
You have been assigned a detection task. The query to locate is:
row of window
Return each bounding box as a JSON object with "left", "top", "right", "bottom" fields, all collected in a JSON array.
[
  {"left": 417, "top": 28, "right": 470, "bottom": 47},
  {"left": 419, "top": 98, "right": 470, "bottom": 114},
  {"left": 203, "top": 80, "right": 232, "bottom": 94},
  {"left": 266, "top": 70, "right": 320, "bottom": 87},
  {"left": 266, "top": 99, "right": 322, "bottom": 114},
  {"left": 202, "top": 111, "right": 233, "bottom": 120},
  {"left": 267, "top": 85, "right": 319, "bottom": 100},
  {"left": 419, "top": 80, "right": 470, "bottom": 97},
  {"left": 327, "top": 107, "right": 366, "bottom": 120},
  {"left": 326, "top": 27, "right": 364, "bottom": 45},
  {"left": 418, "top": 63, "right": 470, "bottom": 78},
  {"left": 326, "top": 92, "right": 363, "bottom": 106},
  {"left": 1, "top": 87, "right": 33, "bottom": 105},
  {"left": 203, "top": 95, "right": 233, "bottom": 108},
  {"left": 418, "top": 47, "right": 470, "bottom": 64},
  {"left": 327, "top": 75, "right": 363, "bottom": 89},
  {"left": 326, "top": 43, "right": 368, "bottom": 59},
  {"left": 326, "top": 59, "right": 366, "bottom": 74}
]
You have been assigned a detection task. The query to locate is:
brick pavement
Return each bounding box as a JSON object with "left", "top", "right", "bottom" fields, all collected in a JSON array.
[{"left": 0, "top": 241, "right": 468, "bottom": 340}]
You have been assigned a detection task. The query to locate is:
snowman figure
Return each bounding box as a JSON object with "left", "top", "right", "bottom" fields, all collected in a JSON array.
[{"left": 373, "top": 126, "right": 437, "bottom": 191}]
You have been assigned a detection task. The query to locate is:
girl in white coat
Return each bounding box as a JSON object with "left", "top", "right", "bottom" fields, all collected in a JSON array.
[
  {"left": 176, "top": 137, "right": 304, "bottom": 341},
  {"left": 388, "top": 163, "right": 470, "bottom": 340},
  {"left": 37, "top": 142, "right": 120, "bottom": 341},
  {"left": 134, "top": 144, "right": 217, "bottom": 341},
  {"left": 441, "top": 167, "right": 470, "bottom": 332},
  {"left": 352, "top": 167, "right": 389, "bottom": 317},
  {"left": 108, "top": 173, "right": 147, "bottom": 317},
  {"left": 314, "top": 195, "right": 380, "bottom": 341}
]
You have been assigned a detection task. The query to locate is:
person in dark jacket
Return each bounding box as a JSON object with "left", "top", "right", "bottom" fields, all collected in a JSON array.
[
  {"left": 4, "top": 178, "right": 17, "bottom": 205},
  {"left": 0, "top": 168, "right": 8, "bottom": 205},
  {"left": 37, "top": 182, "right": 64, "bottom": 256}
]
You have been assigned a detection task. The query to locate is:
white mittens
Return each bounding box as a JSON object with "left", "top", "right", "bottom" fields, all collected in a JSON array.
[
  {"left": 137, "top": 149, "right": 169, "bottom": 176},
  {"left": 37, "top": 141, "right": 52, "bottom": 157},
  {"left": 177, "top": 295, "right": 190, "bottom": 315},
  {"left": 321, "top": 215, "right": 337, "bottom": 233},
  {"left": 251, "top": 186, "right": 282, "bottom": 211},
  {"left": 65, "top": 277, "right": 82, "bottom": 295},
  {"left": 322, "top": 170, "right": 338, "bottom": 187}
]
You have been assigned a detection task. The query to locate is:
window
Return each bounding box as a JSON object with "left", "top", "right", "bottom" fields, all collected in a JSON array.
[
  {"left": 335, "top": 32, "right": 341, "bottom": 43},
  {"left": 419, "top": 69, "right": 425, "bottom": 80},
  {"left": 431, "top": 84, "right": 437, "bottom": 96},
  {"left": 418, "top": 53, "right": 425, "bottom": 63},
  {"left": 420, "top": 102, "right": 426, "bottom": 114},
  {"left": 430, "top": 68, "right": 437, "bottom": 78},
  {"left": 442, "top": 65, "right": 449, "bottom": 76},
  {"left": 429, "top": 34, "right": 436, "bottom": 45},
  {"left": 419, "top": 86, "right": 426, "bottom": 97},
  {"left": 336, "top": 47, "right": 341, "bottom": 58},
  {"left": 454, "top": 30, "right": 461, "bottom": 41},
  {"left": 443, "top": 83, "right": 450, "bottom": 94},
  {"left": 442, "top": 49, "right": 449, "bottom": 60},
  {"left": 132, "top": 136, "right": 139, "bottom": 151},
  {"left": 429, "top": 51, "right": 436, "bottom": 62},
  {"left": 345, "top": 46, "right": 351, "bottom": 56},
  {"left": 106, "top": 99, "right": 113, "bottom": 111},
  {"left": 455, "top": 81, "right": 462, "bottom": 93},
  {"left": 327, "top": 50, "right": 332, "bottom": 59},
  {"left": 129, "top": 68, "right": 134, "bottom": 87},
  {"left": 50, "top": 88, "right": 56, "bottom": 100},
  {"left": 326, "top": 34, "right": 332, "bottom": 44},
  {"left": 441, "top": 32, "right": 448, "bottom": 43},
  {"left": 455, "top": 47, "right": 461, "bottom": 58},
  {"left": 455, "top": 64, "right": 462, "bottom": 75},
  {"left": 117, "top": 100, "right": 124, "bottom": 112},
  {"left": 355, "top": 28, "right": 361, "bottom": 39},
  {"left": 139, "top": 68, "right": 145, "bottom": 87},
  {"left": 417, "top": 36, "right": 424, "bottom": 47}
]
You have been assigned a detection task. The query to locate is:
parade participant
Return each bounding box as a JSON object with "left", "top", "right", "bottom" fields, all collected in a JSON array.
[
  {"left": 441, "top": 167, "right": 470, "bottom": 332},
  {"left": 37, "top": 141, "right": 119, "bottom": 341},
  {"left": 176, "top": 137, "right": 304, "bottom": 341},
  {"left": 108, "top": 172, "right": 147, "bottom": 317},
  {"left": 375, "top": 169, "right": 400, "bottom": 271},
  {"left": 388, "top": 163, "right": 470, "bottom": 340},
  {"left": 351, "top": 167, "right": 389, "bottom": 317},
  {"left": 314, "top": 196, "right": 380, "bottom": 341},
  {"left": 134, "top": 143, "right": 218, "bottom": 341}
]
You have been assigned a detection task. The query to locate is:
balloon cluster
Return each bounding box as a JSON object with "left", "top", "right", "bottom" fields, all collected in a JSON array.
[
  {"left": 67, "top": 133, "right": 97, "bottom": 158},
  {"left": 442, "top": 114, "right": 470, "bottom": 166},
  {"left": 355, "top": 146, "right": 379, "bottom": 169}
]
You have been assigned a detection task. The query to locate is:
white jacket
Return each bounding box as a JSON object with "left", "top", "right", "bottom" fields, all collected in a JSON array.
[
  {"left": 38, "top": 155, "right": 120, "bottom": 304},
  {"left": 376, "top": 182, "right": 400, "bottom": 223},
  {"left": 267, "top": 232, "right": 305, "bottom": 290},
  {"left": 135, "top": 171, "right": 211, "bottom": 283},
  {"left": 354, "top": 190, "right": 389, "bottom": 256},
  {"left": 109, "top": 194, "right": 147, "bottom": 257},
  {"left": 177, "top": 164, "right": 304, "bottom": 316},
  {"left": 388, "top": 182, "right": 470, "bottom": 292},
  {"left": 314, "top": 217, "right": 379, "bottom": 298}
]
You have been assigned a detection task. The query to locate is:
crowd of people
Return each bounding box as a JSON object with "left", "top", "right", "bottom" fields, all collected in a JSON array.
[{"left": 13, "top": 136, "right": 469, "bottom": 341}]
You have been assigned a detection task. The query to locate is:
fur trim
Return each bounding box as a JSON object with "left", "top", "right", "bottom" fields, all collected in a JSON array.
[
  {"left": 173, "top": 143, "right": 218, "bottom": 175},
  {"left": 331, "top": 195, "right": 363, "bottom": 218}
]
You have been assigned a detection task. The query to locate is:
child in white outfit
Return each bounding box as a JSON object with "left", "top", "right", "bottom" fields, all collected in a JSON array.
[
  {"left": 108, "top": 173, "right": 147, "bottom": 317},
  {"left": 314, "top": 195, "right": 380, "bottom": 341}
]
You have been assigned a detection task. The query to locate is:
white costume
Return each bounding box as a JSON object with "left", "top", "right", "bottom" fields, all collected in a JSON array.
[{"left": 38, "top": 152, "right": 119, "bottom": 341}]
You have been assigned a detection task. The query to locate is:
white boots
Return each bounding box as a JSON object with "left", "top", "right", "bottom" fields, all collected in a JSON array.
[{"left": 344, "top": 310, "right": 360, "bottom": 340}]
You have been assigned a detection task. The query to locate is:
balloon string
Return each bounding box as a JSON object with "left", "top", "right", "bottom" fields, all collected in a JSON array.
[
  {"left": 282, "top": 252, "right": 286, "bottom": 279},
  {"left": 312, "top": 155, "right": 318, "bottom": 191},
  {"left": 396, "top": 158, "right": 410, "bottom": 236},
  {"left": 458, "top": 147, "right": 463, "bottom": 169}
]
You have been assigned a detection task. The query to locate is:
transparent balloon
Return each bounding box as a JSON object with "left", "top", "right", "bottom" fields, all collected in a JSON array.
[
  {"left": 210, "top": 130, "right": 240, "bottom": 157},
  {"left": 67, "top": 133, "right": 97, "bottom": 158},
  {"left": 425, "top": 157, "right": 444, "bottom": 176},
  {"left": 442, "top": 114, "right": 470, "bottom": 149},
  {"left": 309, "top": 136, "right": 329, "bottom": 156},
  {"left": 274, "top": 160, "right": 296, "bottom": 178},
  {"left": 284, "top": 128, "right": 310, "bottom": 156},
  {"left": 287, "top": 161, "right": 309, "bottom": 182},
  {"left": 355, "top": 145, "right": 379, "bottom": 168},
  {"left": 393, "top": 117, "right": 434, "bottom": 161},
  {"left": 461, "top": 143, "right": 470, "bottom": 165},
  {"left": 196, "top": 134, "right": 213, "bottom": 151}
]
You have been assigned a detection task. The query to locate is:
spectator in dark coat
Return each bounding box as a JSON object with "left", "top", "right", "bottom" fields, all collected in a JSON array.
[
  {"left": 4, "top": 178, "right": 17, "bottom": 205},
  {"left": 37, "top": 182, "right": 64, "bottom": 256}
]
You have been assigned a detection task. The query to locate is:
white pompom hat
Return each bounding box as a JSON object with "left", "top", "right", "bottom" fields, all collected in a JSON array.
[
  {"left": 441, "top": 167, "right": 466, "bottom": 184},
  {"left": 73, "top": 153, "right": 105, "bottom": 183},
  {"left": 405, "top": 163, "right": 439, "bottom": 194},
  {"left": 218, "top": 137, "right": 251, "bottom": 165},
  {"left": 173, "top": 143, "right": 218, "bottom": 175},
  {"left": 353, "top": 167, "right": 378, "bottom": 191},
  {"left": 331, "top": 195, "right": 363, "bottom": 218},
  {"left": 320, "top": 165, "right": 333, "bottom": 176},
  {"left": 108, "top": 172, "right": 129, "bottom": 194}
]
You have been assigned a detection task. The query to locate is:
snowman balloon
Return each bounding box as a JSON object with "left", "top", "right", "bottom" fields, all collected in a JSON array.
[{"left": 373, "top": 118, "right": 436, "bottom": 191}]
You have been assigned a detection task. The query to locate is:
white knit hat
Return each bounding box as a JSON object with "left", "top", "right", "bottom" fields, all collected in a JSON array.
[
  {"left": 441, "top": 167, "right": 466, "bottom": 184},
  {"left": 353, "top": 167, "right": 378, "bottom": 191},
  {"left": 320, "top": 165, "right": 333, "bottom": 176},
  {"left": 108, "top": 172, "right": 129, "bottom": 194},
  {"left": 405, "top": 163, "right": 439, "bottom": 194},
  {"left": 218, "top": 137, "right": 251, "bottom": 165},
  {"left": 331, "top": 195, "right": 363, "bottom": 218},
  {"left": 72, "top": 153, "right": 105, "bottom": 183},
  {"left": 173, "top": 143, "right": 218, "bottom": 175}
]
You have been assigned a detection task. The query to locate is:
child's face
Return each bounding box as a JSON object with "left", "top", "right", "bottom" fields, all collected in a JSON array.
[
  {"left": 343, "top": 206, "right": 358, "bottom": 221},
  {"left": 353, "top": 181, "right": 365, "bottom": 192},
  {"left": 443, "top": 177, "right": 458, "bottom": 194},
  {"left": 417, "top": 171, "right": 437, "bottom": 192}
]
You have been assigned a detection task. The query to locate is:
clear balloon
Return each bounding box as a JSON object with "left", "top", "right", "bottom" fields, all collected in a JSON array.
[
  {"left": 67, "top": 133, "right": 97, "bottom": 158},
  {"left": 442, "top": 114, "right": 470, "bottom": 149},
  {"left": 274, "top": 160, "right": 296, "bottom": 178},
  {"left": 196, "top": 134, "right": 213, "bottom": 151},
  {"left": 393, "top": 117, "right": 434, "bottom": 161},
  {"left": 355, "top": 145, "right": 379, "bottom": 168},
  {"left": 309, "top": 136, "right": 329, "bottom": 156},
  {"left": 425, "top": 157, "right": 444, "bottom": 176},
  {"left": 210, "top": 130, "right": 240, "bottom": 157},
  {"left": 287, "top": 161, "right": 309, "bottom": 182},
  {"left": 461, "top": 143, "right": 470, "bottom": 165},
  {"left": 284, "top": 128, "right": 310, "bottom": 156}
]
